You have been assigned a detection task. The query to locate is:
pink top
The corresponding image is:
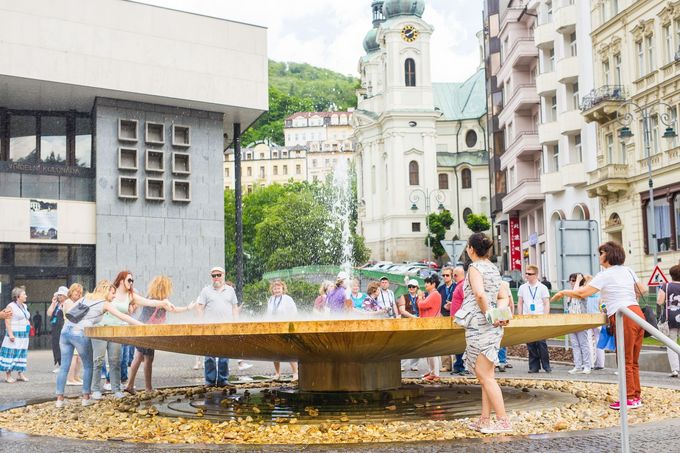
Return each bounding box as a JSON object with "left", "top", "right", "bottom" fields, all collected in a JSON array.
[
  {"left": 450, "top": 283, "right": 464, "bottom": 316},
  {"left": 418, "top": 291, "right": 442, "bottom": 318}
]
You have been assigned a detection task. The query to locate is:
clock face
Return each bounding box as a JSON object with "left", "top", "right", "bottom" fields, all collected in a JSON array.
[{"left": 401, "top": 25, "right": 419, "bottom": 43}]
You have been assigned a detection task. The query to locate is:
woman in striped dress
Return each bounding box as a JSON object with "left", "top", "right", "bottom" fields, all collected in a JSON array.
[
  {"left": 0, "top": 287, "right": 31, "bottom": 383},
  {"left": 460, "top": 233, "right": 511, "bottom": 434}
]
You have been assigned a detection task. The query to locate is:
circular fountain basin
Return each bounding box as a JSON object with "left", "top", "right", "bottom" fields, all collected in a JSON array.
[{"left": 87, "top": 314, "right": 605, "bottom": 392}]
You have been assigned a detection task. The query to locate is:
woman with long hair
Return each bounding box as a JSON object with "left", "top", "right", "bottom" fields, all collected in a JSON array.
[
  {"left": 462, "top": 233, "right": 512, "bottom": 433},
  {"left": 91, "top": 271, "right": 173, "bottom": 399},
  {"left": 552, "top": 241, "right": 647, "bottom": 410},
  {"left": 56, "top": 280, "right": 142, "bottom": 408},
  {"left": 124, "top": 276, "right": 194, "bottom": 394},
  {"left": 0, "top": 287, "right": 31, "bottom": 383}
]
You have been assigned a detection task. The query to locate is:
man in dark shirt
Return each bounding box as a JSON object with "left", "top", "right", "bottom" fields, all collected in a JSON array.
[
  {"left": 541, "top": 276, "right": 552, "bottom": 290},
  {"left": 437, "top": 268, "right": 456, "bottom": 372}
]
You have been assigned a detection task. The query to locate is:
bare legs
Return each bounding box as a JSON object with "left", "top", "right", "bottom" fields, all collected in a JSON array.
[
  {"left": 125, "top": 350, "right": 154, "bottom": 393},
  {"left": 273, "top": 361, "right": 298, "bottom": 380},
  {"left": 474, "top": 353, "right": 507, "bottom": 420}
]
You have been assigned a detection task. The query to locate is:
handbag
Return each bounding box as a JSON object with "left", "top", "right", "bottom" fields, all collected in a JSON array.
[
  {"left": 597, "top": 325, "right": 616, "bottom": 351},
  {"left": 454, "top": 308, "right": 472, "bottom": 327},
  {"left": 65, "top": 298, "right": 104, "bottom": 324},
  {"left": 147, "top": 307, "right": 166, "bottom": 325}
]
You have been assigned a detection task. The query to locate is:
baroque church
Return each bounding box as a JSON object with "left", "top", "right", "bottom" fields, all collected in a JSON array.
[{"left": 352, "top": 0, "right": 491, "bottom": 262}]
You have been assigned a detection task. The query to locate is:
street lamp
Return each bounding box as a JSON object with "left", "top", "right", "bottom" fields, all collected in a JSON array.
[
  {"left": 617, "top": 101, "right": 677, "bottom": 267},
  {"left": 409, "top": 187, "right": 446, "bottom": 264}
]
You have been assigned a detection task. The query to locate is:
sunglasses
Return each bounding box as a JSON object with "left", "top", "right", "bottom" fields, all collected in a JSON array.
[
  {"left": 211, "top": 273, "right": 223, "bottom": 278},
  {"left": 126, "top": 278, "right": 134, "bottom": 284},
  {"left": 525, "top": 273, "right": 536, "bottom": 276},
  {"left": 599, "top": 250, "right": 606, "bottom": 255},
  {"left": 407, "top": 285, "right": 418, "bottom": 289},
  {"left": 443, "top": 274, "right": 451, "bottom": 277},
  {"left": 569, "top": 279, "right": 576, "bottom": 282}
]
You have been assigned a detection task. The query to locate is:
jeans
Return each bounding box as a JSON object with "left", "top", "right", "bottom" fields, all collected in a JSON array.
[
  {"left": 204, "top": 357, "right": 229, "bottom": 385},
  {"left": 569, "top": 329, "right": 592, "bottom": 369},
  {"left": 527, "top": 340, "right": 551, "bottom": 371},
  {"left": 120, "top": 344, "right": 134, "bottom": 382},
  {"left": 92, "top": 339, "right": 121, "bottom": 393},
  {"left": 498, "top": 347, "right": 507, "bottom": 364},
  {"left": 56, "top": 326, "right": 93, "bottom": 396},
  {"left": 453, "top": 353, "right": 465, "bottom": 372}
]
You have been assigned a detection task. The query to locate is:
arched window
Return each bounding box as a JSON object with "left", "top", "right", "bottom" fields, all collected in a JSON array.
[
  {"left": 438, "top": 173, "right": 449, "bottom": 189},
  {"left": 409, "top": 160, "right": 419, "bottom": 185},
  {"left": 465, "top": 129, "right": 478, "bottom": 148},
  {"left": 463, "top": 208, "right": 473, "bottom": 222},
  {"left": 461, "top": 168, "right": 472, "bottom": 189},
  {"left": 405, "top": 58, "right": 416, "bottom": 87}
]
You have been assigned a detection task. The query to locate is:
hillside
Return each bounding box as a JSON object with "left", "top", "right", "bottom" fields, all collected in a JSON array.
[{"left": 241, "top": 60, "right": 359, "bottom": 146}]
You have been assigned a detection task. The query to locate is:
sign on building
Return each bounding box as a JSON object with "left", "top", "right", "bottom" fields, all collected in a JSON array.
[
  {"left": 29, "top": 199, "right": 58, "bottom": 240},
  {"left": 509, "top": 216, "right": 521, "bottom": 271}
]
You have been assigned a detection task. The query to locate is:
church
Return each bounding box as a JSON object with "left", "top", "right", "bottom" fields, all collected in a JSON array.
[{"left": 352, "top": 0, "right": 490, "bottom": 262}]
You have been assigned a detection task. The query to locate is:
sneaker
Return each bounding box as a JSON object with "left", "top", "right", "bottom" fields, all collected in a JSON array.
[
  {"left": 457, "top": 370, "right": 472, "bottom": 376},
  {"left": 670, "top": 370, "right": 679, "bottom": 378},
  {"left": 480, "top": 418, "right": 513, "bottom": 434},
  {"left": 91, "top": 391, "right": 103, "bottom": 400},
  {"left": 103, "top": 382, "right": 112, "bottom": 391},
  {"left": 467, "top": 416, "right": 491, "bottom": 431},
  {"left": 504, "top": 363, "right": 513, "bottom": 369},
  {"left": 580, "top": 368, "right": 592, "bottom": 375},
  {"left": 544, "top": 368, "right": 552, "bottom": 373},
  {"left": 52, "top": 367, "right": 60, "bottom": 374},
  {"left": 401, "top": 367, "right": 405, "bottom": 372},
  {"left": 630, "top": 397, "right": 643, "bottom": 409},
  {"left": 593, "top": 366, "right": 605, "bottom": 370},
  {"left": 527, "top": 369, "right": 539, "bottom": 374},
  {"left": 55, "top": 399, "right": 65, "bottom": 408},
  {"left": 497, "top": 365, "right": 506, "bottom": 372},
  {"left": 609, "top": 399, "right": 636, "bottom": 410},
  {"left": 82, "top": 398, "right": 96, "bottom": 407},
  {"left": 272, "top": 374, "right": 281, "bottom": 381},
  {"left": 567, "top": 367, "right": 581, "bottom": 374},
  {"left": 238, "top": 362, "right": 254, "bottom": 371},
  {"left": 113, "top": 391, "right": 124, "bottom": 399},
  {"left": 422, "top": 372, "right": 431, "bottom": 379},
  {"left": 410, "top": 366, "right": 419, "bottom": 371},
  {"left": 423, "top": 374, "right": 440, "bottom": 382}
]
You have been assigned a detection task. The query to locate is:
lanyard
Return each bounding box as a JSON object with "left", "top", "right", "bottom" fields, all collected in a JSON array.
[
  {"left": 12, "top": 302, "right": 30, "bottom": 320},
  {"left": 271, "top": 296, "right": 282, "bottom": 314},
  {"left": 445, "top": 284, "right": 454, "bottom": 301},
  {"left": 408, "top": 294, "right": 419, "bottom": 316},
  {"left": 528, "top": 285, "right": 539, "bottom": 302}
]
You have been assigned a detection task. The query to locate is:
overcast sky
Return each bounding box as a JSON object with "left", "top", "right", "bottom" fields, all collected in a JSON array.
[{"left": 136, "top": 0, "right": 484, "bottom": 83}]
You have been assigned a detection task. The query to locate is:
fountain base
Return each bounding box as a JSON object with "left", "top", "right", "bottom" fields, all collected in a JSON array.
[{"left": 299, "top": 360, "right": 401, "bottom": 392}]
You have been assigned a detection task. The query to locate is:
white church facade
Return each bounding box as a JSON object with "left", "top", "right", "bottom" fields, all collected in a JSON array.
[{"left": 353, "top": 0, "right": 490, "bottom": 262}]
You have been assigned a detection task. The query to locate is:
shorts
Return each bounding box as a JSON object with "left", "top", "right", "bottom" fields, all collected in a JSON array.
[{"left": 136, "top": 346, "right": 155, "bottom": 358}]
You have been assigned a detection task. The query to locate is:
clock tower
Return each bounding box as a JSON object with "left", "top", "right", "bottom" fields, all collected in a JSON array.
[{"left": 353, "top": 0, "right": 440, "bottom": 262}]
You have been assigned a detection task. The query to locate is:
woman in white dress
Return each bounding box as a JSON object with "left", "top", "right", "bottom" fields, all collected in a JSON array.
[{"left": 266, "top": 279, "right": 298, "bottom": 381}]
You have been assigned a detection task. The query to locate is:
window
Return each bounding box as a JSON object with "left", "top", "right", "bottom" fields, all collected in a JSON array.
[
  {"left": 569, "top": 32, "right": 577, "bottom": 57},
  {"left": 646, "top": 35, "right": 655, "bottom": 73},
  {"left": 273, "top": 166, "right": 278, "bottom": 175},
  {"left": 405, "top": 58, "right": 416, "bottom": 87},
  {"left": 409, "top": 160, "right": 419, "bottom": 185},
  {"left": 40, "top": 116, "right": 67, "bottom": 164},
  {"left": 571, "top": 82, "right": 580, "bottom": 110},
  {"left": 647, "top": 198, "right": 672, "bottom": 252},
  {"left": 509, "top": 166, "right": 516, "bottom": 189},
  {"left": 259, "top": 153, "right": 264, "bottom": 159},
  {"left": 552, "top": 144, "right": 559, "bottom": 171},
  {"left": 620, "top": 140, "right": 627, "bottom": 164},
  {"left": 225, "top": 167, "right": 230, "bottom": 177},
  {"left": 650, "top": 115, "right": 659, "bottom": 154},
  {"left": 574, "top": 134, "right": 582, "bottom": 163},
  {"left": 463, "top": 208, "right": 473, "bottom": 222},
  {"left": 296, "top": 164, "right": 301, "bottom": 175},
  {"left": 247, "top": 166, "right": 252, "bottom": 177},
  {"left": 606, "top": 133, "right": 614, "bottom": 163},
  {"left": 312, "top": 159, "right": 317, "bottom": 168},
  {"left": 602, "top": 60, "right": 610, "bottom": 85},
  {"left": 550, "top": 95, "right": 557, "bottom": 121},
  {"left": 461, "top": 168, "right": 472, "bottom": 189},
  {"left": 283, "top": 165, "right": 288, "bottom": 175},
  {"left": 9, "top": 115, "right": 37, "bottom": 162},
  {"left": 465, "top": 129, "right": 477, "bottom": 148},
  {"left": 636, "top": 40, "right": 644, "bottom": 78},
  {"left": 438, "top": 173, "right": 449, "bottom": 190},
  {"left": 664, "top": 24, "right": 673, "bottom": 64},
  {"left": 75, "top": 117, "right": 92, "bottom": 167},
  {"left": 259, "top": 166, "right": 265, "bottom": 178},
  {"left": 411, "top": 222, "right": 421, "bottom": 232},
  {"left": 613, "top": 53, "right": 622, "bottom": 85}
]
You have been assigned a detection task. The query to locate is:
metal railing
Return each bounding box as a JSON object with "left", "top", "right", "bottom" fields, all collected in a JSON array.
[
  {"left": 614, "top": 306, "right": 680, "bottom": 452},
  {"left": 580, "top": 85, "right": 627, "bottom": 111}
]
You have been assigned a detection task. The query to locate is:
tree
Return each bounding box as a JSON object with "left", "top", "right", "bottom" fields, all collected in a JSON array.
[
  {"left": 426, "top": 210, "right": 454, "bottom": 259},
  {"left": 465, "top": 213, "right": 491, "bottom": 233}
]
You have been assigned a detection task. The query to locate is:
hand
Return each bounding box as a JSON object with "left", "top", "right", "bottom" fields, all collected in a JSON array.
[
  {"left": 187, "top": 301, "right": 197, "bottom": 311},
  {"left": 493, "top": 320, "right": 509, "bottom": 328},
  {"left": 9, "top": 336, "right": 15, "bottom": 342},
  {"left": 0, "top": 308, "right": 11, "bottom": 320},
  {"left": 444, "top": 302, "right": 451, "bottom": 310},
  {"left": 550, "top": 291, "right": 564, "bottom": 302},
  {"left": 164, "top": 300, "right": 176, "bottom": 312}
]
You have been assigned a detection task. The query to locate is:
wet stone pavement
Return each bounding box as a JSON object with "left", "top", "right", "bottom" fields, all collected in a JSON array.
[{"left": 1, "top": 349, "right": 680, "bottom": 452}]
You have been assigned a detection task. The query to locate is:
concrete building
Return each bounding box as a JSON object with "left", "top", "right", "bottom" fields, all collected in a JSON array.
[
  {"left": 582, "top": 0, "right": 680, "bottom": 280},
  {"left": 0, "top": 0, "right": 267, "bottom": 325},
  {"left": 353, "top": 0, "right": 490, "bottom": 262},
  {"left": 224, "top": 143, "right": 307, "bottom": 191}
]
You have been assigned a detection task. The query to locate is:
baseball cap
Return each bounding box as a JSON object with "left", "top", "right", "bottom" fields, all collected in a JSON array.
[
  {"left": 55, "top": 286, "right": 68, "bottom": 297},
  {"left": 336, "top": 271, "right": 349, "bottom": 281},
  {"left": 210, "top": 266, "right": 225, "bottom": 275},
  {"left": 379, "top": 276, "right": 389, "bottom": 281},
  {"left": 407, "top": 279, "right": 419, "bottom": 287}
]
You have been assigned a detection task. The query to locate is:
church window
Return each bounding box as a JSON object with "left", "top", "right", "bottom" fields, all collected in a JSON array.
[
  {"left": 438, "top": 173, "right": 449, "bottom": 190},
  {"left": 412, "top": 222, "right": 421, "bottom": 232},
  {"left": 461, "top": 168, "right": 472, "bottom": 189},
  {"left": 405, "top": 58, "right": 416, "bottom": 87},
  {"left": 465, "top": 130, "right": 477, "bottom": 148},
  {"left": 463, "top": 208, "right": 473, "bottom": 222},
  {"left": 409, "top": 160, "right": 419, "bottom": 185}
]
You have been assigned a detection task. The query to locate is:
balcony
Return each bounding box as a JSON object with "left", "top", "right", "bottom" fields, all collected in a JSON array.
[
  {"left": 559, "top": 109, "right": 583, "bottom": 135},
  {"left": 536, "top": 71, "right": 557, "bottom": 95},
  {"left": 498, "top": 84, "right": 539, "bottom": 126},
  {"left": 502, "top": 178, "right": 544, "bottom": 213},
  {"left": 535, "top": 22, "right": 556, "bottom": 48},
  {"left": 554, "top": 3, "right": 576, "bottom": 32},
  {"left": 586, "top": 163, "right": 629, "bottom": 197},
  {"left": 538, "top": 121, "right": 560, "bottom": 143},
  {"left": 500, "top": 132, "right": 541, "bottom": 170},
  {"left": 562, "top": 162, "right": 586, "bottom": 186},
  {"left": 497, "top": 38, "right": 538, "bottom": 83},
  {"left": 541, "top": 171, "right": 564, "bottom": 194},
  {"left": 581, "top": 85, "right": 627, "bottom": 124},
  {"left": 556, "top": 56, "right": 579, "bottom": 83}
]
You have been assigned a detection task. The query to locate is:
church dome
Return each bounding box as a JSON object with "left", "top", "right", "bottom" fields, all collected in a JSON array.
[
  {"left": 383, "top": 0, "right": 425, "bottom": 18},
  {"left": 363, "top": 28, "right": 380, "bottom": 53}
]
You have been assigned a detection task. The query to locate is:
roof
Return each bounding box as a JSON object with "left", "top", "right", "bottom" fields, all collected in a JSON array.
[
  {"left": 433, "top": 68, "right": 487, "bottom": 121},
  {"left": 436, "top": 151, "right": 489, "bottom": 167},
  {"left": 285, "top": 111, "right": 354, "bottom": 121}
]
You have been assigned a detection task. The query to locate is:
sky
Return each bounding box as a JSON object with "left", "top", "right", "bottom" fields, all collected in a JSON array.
[{"left": 136, "top": 0, "right": 484, "bottom": 83}]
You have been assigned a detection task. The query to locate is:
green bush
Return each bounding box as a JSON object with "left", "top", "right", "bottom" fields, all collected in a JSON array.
[{"left": 465, "top": 213, "right": 491, "bottom": 233}]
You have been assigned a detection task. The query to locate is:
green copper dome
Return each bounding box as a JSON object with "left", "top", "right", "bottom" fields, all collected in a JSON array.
[
  {"left": 383, "top": 0, "right": 425, "bottom": 18},
  {"left": 363, "top": 28, "right": 380, "bottom": 53}
]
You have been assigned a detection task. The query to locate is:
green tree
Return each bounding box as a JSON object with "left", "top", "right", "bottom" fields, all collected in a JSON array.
[
  {"left": 465, "top": 213, "right": 491, "bottom": 233},
  {"left": 426, "top": 210, "right": 454, "bottom": 259}
]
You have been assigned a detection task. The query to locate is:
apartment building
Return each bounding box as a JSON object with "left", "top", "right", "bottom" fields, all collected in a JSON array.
[
  {"left": 582, "top": 0, "right": 680, "bottom": 279},
  {"left": 224, "top": 143, "right": 307, "bottom": 192}
]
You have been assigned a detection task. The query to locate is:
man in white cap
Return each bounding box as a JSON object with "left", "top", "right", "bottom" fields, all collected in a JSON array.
[
  {"left": 47, "top": 286, "right": 69, "bottom": 373},
  {"left": 196, "top": 266, "right": 239, "bottom": 386}
]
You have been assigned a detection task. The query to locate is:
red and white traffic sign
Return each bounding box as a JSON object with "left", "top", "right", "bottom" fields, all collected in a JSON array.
[{"left": 648, "top": 265, "right": 669, "bottom": 287}]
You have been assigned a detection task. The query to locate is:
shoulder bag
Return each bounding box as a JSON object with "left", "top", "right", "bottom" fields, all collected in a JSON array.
[{"left": 65, "top": 298, "right": 104, "bottom": 324}]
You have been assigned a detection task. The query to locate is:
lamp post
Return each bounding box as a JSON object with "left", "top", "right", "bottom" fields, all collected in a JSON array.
[
  {"left": 617, "top": 102, "right": 676, "bottom": 267},
  {"left": 409, "top": 187, "right": 446, "bottom": 265}
]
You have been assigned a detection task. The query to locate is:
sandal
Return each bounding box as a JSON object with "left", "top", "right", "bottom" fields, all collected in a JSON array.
[
  {"left": 123, "top": 387, "right": 136, "bottom": 395},
  {"left": 17, "top": 375, "right": 29, "bottom": 382},
  {"left": 6, "top": 377, "right": 16, "bottom": 383}
]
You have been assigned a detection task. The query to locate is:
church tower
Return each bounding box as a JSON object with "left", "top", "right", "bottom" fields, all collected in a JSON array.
[{"left": 353, "top": 0, "right": 440, "bottom": 262}]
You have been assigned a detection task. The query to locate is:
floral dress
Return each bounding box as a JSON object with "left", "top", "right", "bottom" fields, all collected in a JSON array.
[{"left": 461, "top": 260, "right": 502, "bottom": 371}]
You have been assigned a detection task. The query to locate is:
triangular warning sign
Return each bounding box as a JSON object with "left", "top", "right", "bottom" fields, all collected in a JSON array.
[{"left": 648, "top": 265, "right": 669, "bottom": 287}]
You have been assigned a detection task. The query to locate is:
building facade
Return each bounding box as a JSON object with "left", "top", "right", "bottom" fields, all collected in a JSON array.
[
  {"left": 583, "top": 0, "right": 680, "bottom": 280},
  {"left": 0, "top": 0, "right": 267, "bottom": 326},
  {"left": 353, "top": 0, "right": 490, "bottom": 262},
  {"left": 224, "top": 143, "right": 308, "bottom": 191}
]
